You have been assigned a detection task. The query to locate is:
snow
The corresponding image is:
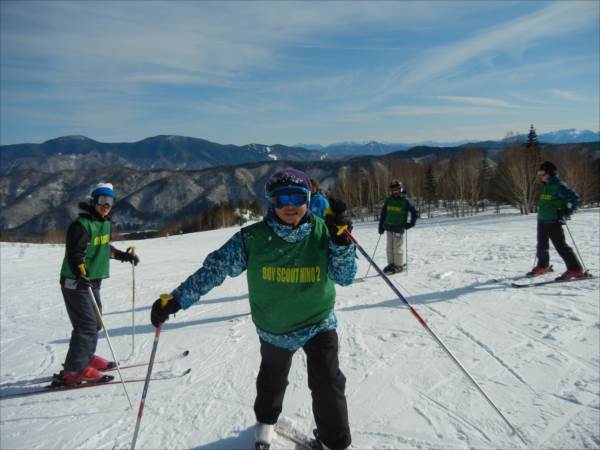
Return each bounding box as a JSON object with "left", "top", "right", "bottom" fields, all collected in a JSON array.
[{"left": 1, "top": 209, "right": 599, "bottom": 450}]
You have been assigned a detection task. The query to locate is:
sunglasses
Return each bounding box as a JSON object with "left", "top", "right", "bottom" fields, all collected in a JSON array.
[
  {"left": 270, "top": 192, "right": 308, "bottom": 208},
  {"left": 95, "top": 195, "right": 115, "bottom": 207}
]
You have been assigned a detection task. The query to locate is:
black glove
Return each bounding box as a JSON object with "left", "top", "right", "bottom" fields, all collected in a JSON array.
[
  {"left": 405, "top": 222, "right": 415, "bottom": 230},
  {"left": 125, "top": 247, "right": 140, "bottom": 266},
  {"left": 324, "top": 198, "right": 353, "bottom": 246},
  {"left": 151, "top": 295, "right": 181, "bottom": 328},
  {"left": 114, "top": 247, "right": 140, "bottom": 266},
  {"left": 378, "top": 224, "right": 384, "bottom": 235},
  {"left": 75, "top": 263, "right": 92, "bottom": 289},
  {"left": 76, "top": 275, "right": 92, "bottom": 290}
]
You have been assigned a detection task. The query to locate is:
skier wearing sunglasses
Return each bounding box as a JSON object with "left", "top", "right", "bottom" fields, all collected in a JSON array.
[
  {"left": 57, "top": 182, "right": 139, "bottom": 385},
  {"left": 150, "top": 168, "right": 356, "bottom": 450}
]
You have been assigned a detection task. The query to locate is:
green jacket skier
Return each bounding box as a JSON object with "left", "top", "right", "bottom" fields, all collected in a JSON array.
[
  {"left": 58, "top": 182, "right": 139, "bottom": 385},
  {"left": 528, "top": 161, "right": 585, "bottom": 280}
]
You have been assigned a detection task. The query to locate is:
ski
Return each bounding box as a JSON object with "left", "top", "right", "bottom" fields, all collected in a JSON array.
[
  {"left": 0, "top": 368, "right": 191, "bottom": 400},
  {"left": 512, "top": 274, "right": 594, "bottom": 288},
  {"left": 0, "top": 350, "right": 190, "bottom": 389},
  {"left": 354, "top": 265, "right": 407, "bottom": 283},
  {"left": 106, "top": 349, "right": 190, "bottom": 372},
  {"left": 492, "top": 265, "right": 555, "bottom": 283}
]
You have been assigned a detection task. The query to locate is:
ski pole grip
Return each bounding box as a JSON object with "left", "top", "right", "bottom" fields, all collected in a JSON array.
[
  {"left": 160, "top": 294, "right": 172, "bottom": 308},
  {"left": 130, "top": 246, "right": 136, "bottom": 256}
]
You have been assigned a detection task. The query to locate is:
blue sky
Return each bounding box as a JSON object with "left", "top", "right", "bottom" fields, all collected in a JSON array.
[{"left": 1, "top": 1, "right": 598, "bottom": 146}]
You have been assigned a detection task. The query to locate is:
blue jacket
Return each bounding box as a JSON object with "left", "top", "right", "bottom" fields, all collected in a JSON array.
[
  {"left": 171, "top": 211, "right": 357, "bottom": 351},
  {"left": 309, "top": 192, "right": 330, "bottom": 219}
]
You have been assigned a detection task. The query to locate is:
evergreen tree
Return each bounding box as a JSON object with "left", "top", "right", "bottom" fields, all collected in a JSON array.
[
  {"left": 526, "top": 124, "right": 539, "bottom": 148},
  {"left": 524, "top": 124, "right": 542, "bottom": 213}
]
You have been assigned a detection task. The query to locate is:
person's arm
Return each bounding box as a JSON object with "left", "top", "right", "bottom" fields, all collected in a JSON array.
[
  {"left": 557, "top": 183, "right": 580, "bottom": 214},
  {"left": 328, "top": 243, "right": 357, "bottom": 286},
  {"left": 110, "top": 245, "right": 140, "bottom": 265},
  {"left": 171, "top": 232, "right": 247, "bottom": 309},
  {"left": 378, "top": 199, "right": 388, "bottom": 233},
  {"left": 320, "top": 196, "right": 330, "bottom": 218},
  {"left": 65, "top": 221, "right": 90, "bottom": 276},
  {"left": 407, "top": 201, "right": 418, "bottom": 227}
]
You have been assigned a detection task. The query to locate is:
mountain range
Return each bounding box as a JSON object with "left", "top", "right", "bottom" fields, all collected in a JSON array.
[
  {"left": 1, "top": 129, "right": 598, "bottom": 176},
  {"left": 296, "top": 129, "right": 600, "bottom": 156},
  {"left": 0, "top": 135, "right": 327, "bottom": 176},
  {"left": 1, "top": 129, "right": 598, "bottom": 238}
]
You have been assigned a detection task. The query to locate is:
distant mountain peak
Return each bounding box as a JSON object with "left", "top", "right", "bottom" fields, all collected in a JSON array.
[{"left": 46, "top": 135, "right": 93, "bottom": 143}]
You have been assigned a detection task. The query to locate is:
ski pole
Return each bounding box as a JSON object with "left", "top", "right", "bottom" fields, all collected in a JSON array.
[
  {"left": 344, "top": 231, "right": 528, "bottom": 445},
  {"left": 131, "top": 246, "right": 136, "bottom": 358},
  {"left": 363, "top": 234, "right": 382, "bottom": 279},
  {"left": 130, "top": 296, "right": 167, "bottom": 450},
  {"left": 86, "top": 285, "right": 133, "bottom": 408},
  {"left": 564, "top": 222, "right": 588, "bottom": 273}
]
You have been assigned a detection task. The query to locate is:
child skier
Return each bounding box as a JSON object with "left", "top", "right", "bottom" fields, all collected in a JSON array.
[
  {"left": 57, "top": 182, "right": 140, "bottom": 385},
  {"left": 309, "top": 177, "right": 330, "bottom": 219},
  {"left": 150, "top": 168, "right": 356, "bottom": 450},
  {"left": 378, "top": 179, "right": 418, "bottom": 274},
  {"left": 528, "top": 161, "right": 585, "bottom": 280}
]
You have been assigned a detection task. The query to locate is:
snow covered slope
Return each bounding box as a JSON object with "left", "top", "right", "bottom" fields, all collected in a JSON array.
[{"left": 1, "top": 209, "right": 599, "bottom": 449}]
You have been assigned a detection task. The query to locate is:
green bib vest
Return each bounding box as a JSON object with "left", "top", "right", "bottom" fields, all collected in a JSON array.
[
  {"left": 384, "top": 196, "right": 409, "bottom": 226},
  {"left": 60, "top": 215, "right": 112, "bottom": 280},
  {"left": 537, "top": 182, "right": 565, "bottom": 221},
  {"left": 241, "top": 218, "right": 335, "bottom": 334}
]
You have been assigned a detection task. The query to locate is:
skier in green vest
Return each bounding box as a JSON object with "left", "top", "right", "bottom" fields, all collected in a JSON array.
[
  {"left": 527, "top": 161, "right": 585, "bottom": 280},
  {"left": 57, "top": 182, "right": 139, "bottom": 385},
  {"left": 150, "top": 168, "right": 357, "bottom": 450},
  {"left": 378, "top": 179, "right": 418, "bottom": 274}
]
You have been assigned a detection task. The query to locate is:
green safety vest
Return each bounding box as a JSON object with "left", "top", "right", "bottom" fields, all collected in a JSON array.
[
  {"left": 537, "top": 182, "right": 566, "bottom": 221},
  {"left": 241, "top": 218, "right": 335, "bottom": 334},
  {"left": 384, "top": 196, "right": 409, "bottom": 226},
  {"left": 60, "top": 215, "right": 112, "bottom": 280}
]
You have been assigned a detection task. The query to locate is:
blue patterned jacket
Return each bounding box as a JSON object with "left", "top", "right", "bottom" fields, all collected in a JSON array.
[{"left": 171, "top": 210, "right": 357, "bottom": 351}]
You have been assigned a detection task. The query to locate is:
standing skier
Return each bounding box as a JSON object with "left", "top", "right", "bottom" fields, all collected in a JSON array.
[
  {"left": 378, "top": 179, "right": 418, "bottom": 274},
  {"left": 309, "top": 177, "right": 330, "bottom": 219},
  {"left": 58, "top": 182, "right": 140, "bottom": 385},
  {"left": 150, "top": 169, "right": 356, "bottom": 450},
  {"left": 527, "top": 161, "right": 585, "bottom": 280}
]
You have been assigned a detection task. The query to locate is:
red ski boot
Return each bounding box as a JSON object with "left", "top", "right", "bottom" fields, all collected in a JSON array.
[
  {"left": 89, "top": 354, "right": 116, "bottom": 371},
  {"left": 527, "top": 266, "right": 552, "bottom": 277},
  {"left": 61, "top": 365, "right": 114, "bottom": 385},
  {"left": 557, "top": 269, "right": 587, "bottom": 281}
]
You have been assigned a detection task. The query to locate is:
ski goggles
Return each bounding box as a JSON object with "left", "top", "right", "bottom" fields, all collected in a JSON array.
[
  {"left": 94, "top": 195, "right": 115, "bottom": 207},
  {"left": 269, "top": 188, "right": 310, "bottom": 208}
]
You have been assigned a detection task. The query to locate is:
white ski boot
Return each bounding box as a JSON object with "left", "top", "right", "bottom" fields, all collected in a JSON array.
[{"left": 255, "top": 422, "right": 274, "bottom": 450}]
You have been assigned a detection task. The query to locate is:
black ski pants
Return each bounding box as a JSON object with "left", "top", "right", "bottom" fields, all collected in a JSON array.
[
  {"left": 536, "top": 221, "right": 582, "bottom": 271},
  {"left": 61, "top": 283, "right": 102, "bottom": 372},
  {"left": 254, "top": 330, "right": 351, "bottom": 450}
]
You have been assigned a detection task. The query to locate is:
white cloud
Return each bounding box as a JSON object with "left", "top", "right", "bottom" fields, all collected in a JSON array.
[
  {"left": 551, "top": 89, "right": 599, "bottom": 104},
  {"left": 438, "top": 96, "right": 516, "bottom": 108},
  {"left": 393, "top": 1, "right": 599, "bottom": 90}
]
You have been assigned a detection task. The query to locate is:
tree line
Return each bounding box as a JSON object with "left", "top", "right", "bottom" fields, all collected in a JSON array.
[{"left": 331, "top": 126, "right": 599, "bottom": 220}]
